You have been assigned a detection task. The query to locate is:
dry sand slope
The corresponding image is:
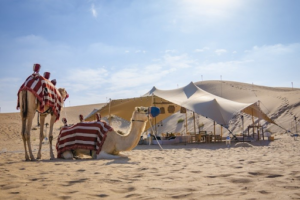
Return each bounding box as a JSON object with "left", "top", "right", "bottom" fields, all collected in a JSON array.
[{"left": 0, "top": 81, "right": 300, "bottom": 199}]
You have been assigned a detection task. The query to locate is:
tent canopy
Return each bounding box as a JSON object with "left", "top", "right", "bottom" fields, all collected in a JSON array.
[
  {"left": 144, "top": 82, "right": 275, "bottom": 128},
  {"left": 85, "top": 82, "right": 275, "bottom": 129}
]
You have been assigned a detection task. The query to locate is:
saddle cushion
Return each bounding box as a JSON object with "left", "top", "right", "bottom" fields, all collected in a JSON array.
[
  {"left": 17, "top": 73, "right": 63, "bottom": 121},
  {"left": 56, "top": 121, "right": 113, "bottom": 158}
]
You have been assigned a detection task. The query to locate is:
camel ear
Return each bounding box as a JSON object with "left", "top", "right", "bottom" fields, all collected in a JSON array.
[{"left": 137, "top": 107, "right": 140, "bottom": 112}]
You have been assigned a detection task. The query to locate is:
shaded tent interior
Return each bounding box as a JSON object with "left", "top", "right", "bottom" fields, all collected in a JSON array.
[
  {"left": 84, "top": 96, "right": 181, "bottom": 130},
  {"left": 84, "top": 82, "right": 276, "bottom": 136}
]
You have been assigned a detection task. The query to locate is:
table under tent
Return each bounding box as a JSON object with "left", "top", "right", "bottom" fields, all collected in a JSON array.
[{"left": 84, "top": 82, "right": 276, "bottom": 144}]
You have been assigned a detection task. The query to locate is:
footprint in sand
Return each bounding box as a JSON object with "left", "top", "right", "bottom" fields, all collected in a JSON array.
[
  {"left": 61, "top": 178, "right": 89, "bottom": 186},
  {"left": 230, "top": 178, "right": 252, "bottom": 184},
  {"left": 124, "top": 193, "right": 142, "bottom": 198},
  {"left": 92, "top": 194, "right": 109, "bottom": 198},
  {"left": 111, "top": 186, "right": 135, "bottom": 193}
]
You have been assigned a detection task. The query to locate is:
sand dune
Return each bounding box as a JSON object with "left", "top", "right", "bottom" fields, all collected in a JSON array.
[{"left": 0, "top": 80, "right": 300, "bottom": 199}]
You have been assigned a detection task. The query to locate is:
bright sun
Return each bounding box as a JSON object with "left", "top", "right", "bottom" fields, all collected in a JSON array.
[{"left": 180, "top": 0, "right": 241, "bottom": 18}]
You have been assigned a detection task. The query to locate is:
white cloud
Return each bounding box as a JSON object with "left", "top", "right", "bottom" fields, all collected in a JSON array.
[
  {"left": 163, "top": 54, "right": 196, "bottom": 69},
  {"left": 105, "top": 53, "right": 197, "bottom": 91},
  {"left": 87, "top": 42, "right": 126, "bottom": 55},
  {"left": 15, "top": 34, "right": 49, "bottom": 46},
  {"left": 246, "top": 44, "right": 297, "bottom": 56},
  {"left": 197, "top": 60, "right": 253, "bottom": 72},
  {"left": 193, "top": 43, "right": 300, "bottom": 86},
  {"left": 135, "top": 50, "right": 146, "bottom": 53},
  {"left": 165, "top": 49, "right": 176, "bottom": 53},
  {"left": 91, "top": 4, "right": 97, "bottom": 18},
  {"left": 215, "top": 49, "right": 227, "bottom": 55},
  {"left": 178, "top": 0, "right": 241, "bottom": 18},
  {"left": 195, "top": 47, "right": 209, "bottom": 52},
  {"left": 62, "top": 68, "right": 109, "bottom": 92}
]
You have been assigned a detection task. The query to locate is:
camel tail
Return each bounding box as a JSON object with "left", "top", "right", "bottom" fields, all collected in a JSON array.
[{"left": 21, "top": 90, "right": 28, "bottom": 118}]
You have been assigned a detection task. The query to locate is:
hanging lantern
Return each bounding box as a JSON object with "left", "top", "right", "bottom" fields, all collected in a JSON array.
[
  {"left": 168, "top": 105, "right": 175, "bottom": 113},
  {"left": 180, "top": 107, "right": 186, "bottom": 113},
  {"left": 149, "top": 107, "right": 160, "bottom": 118},
  {"left": 33, "top": 63, "right": 41, "bottom": 73},
  {"left": 160, "top": 107, "right": 165, "bottom": 114},
  {"left": 51, "top": 79, "right": 56, "bottom": 86},
  {"left": 44, "top": 72, "right": 50, "bottom": 79}
]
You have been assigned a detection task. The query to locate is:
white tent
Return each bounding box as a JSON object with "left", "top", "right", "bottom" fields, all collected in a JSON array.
[
  {"left": 144, "top": 82, "right": 275, "bottom": 128},
  {"left": 85, "top": 82, "right": 275, "bottom": 129}
]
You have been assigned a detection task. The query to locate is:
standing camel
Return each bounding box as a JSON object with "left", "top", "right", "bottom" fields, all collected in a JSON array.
[
  {"left": 58, "top": 106, "right": 159, "bottom": 159},
  {"left": 17, "top": 68, "right": 68, "bottom": 161}
]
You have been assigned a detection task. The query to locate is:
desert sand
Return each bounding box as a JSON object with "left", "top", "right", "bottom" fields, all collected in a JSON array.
[{"left": 1, "top": 81, "right": 300, "bottom": 200}]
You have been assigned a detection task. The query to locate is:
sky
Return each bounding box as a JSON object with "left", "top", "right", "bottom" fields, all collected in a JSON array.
[{"left": 1, "top": 0, "right": 300, "bottom": 113}]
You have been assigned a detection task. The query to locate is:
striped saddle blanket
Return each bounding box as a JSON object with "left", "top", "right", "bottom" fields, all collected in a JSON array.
[
  {"left": 17, "top": 73, "right": 63, "bottom": 121},
  {"left": 56, "top": 121, "right": 114, "bottom": 158}
]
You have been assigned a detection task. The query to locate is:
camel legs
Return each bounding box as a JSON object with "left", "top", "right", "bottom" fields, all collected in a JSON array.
[
  {"left": 24, "top": 112, "right": 36, "bottom": 161},
  {"left": 48, "top": 114, "right": 56, "bottom": 160},
  {"left": 21, "top": 117, "right": 30, "bottom": 161},
  {"left": 37, "top": 113, "right": 46, "bottom": 159}
]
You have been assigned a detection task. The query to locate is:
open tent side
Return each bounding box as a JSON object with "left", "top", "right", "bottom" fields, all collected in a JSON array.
[{"left": 84, "top": 95, "right": 181, "bottom": 130}]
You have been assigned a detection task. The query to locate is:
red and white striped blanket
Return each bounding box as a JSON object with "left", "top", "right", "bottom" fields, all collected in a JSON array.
[
  {"left": 17, "top": 73, "right": 63, "bottom": 121},
  {"left": 56, "top": 121, "right": 114, "bottom": 158}
]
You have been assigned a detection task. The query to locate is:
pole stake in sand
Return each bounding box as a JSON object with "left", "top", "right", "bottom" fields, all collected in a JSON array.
[{"left": 226, "top": 135, "right": 231, "bottom": 148}]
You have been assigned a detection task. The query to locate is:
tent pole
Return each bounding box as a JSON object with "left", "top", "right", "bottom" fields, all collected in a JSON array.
[
  {"left": 155, "top": 117, "right": 157, "bottom": 136},
  {"left": 185, "top": 112, "right": 188, "bottom": 135},
  {"left": 152, "top": 95, "right": 159, "bottom": 136},
  {"left": 214, "top": 121, "right": 216, "bottom": 142},
  {"left": 193, "top": 112, "right": 196, "bottom": 135},
  {"left": 152, "top": 95, "right": 155, "bottom": 136},
  {"left": 241, "top": 115, "right": 244, "bottom": 142},
  {"left": 108, "top": 98, "right": 111, "bottom": 125},
  {"left": 252, "top": 108, "right": 254, "bottom": 125},
  {"left": 227, "top": 128, "right": 239, "bottom": 141},
  {"left": 220, "top": 125, "right": 223, "bottom": 141}
]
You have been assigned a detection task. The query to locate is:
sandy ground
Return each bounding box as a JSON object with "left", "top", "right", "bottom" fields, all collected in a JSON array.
[
  {"left": 1, "top": 135, "right": 300, "bottom": 200},
  {"left": 1, "top": 81, "right": 300, "bottom": 199}
]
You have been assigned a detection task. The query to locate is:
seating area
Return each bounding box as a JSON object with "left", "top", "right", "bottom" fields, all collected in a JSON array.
[
  {"left": 187, "top": 131, "right": 223, "bottom": 143},
  {"left": 155, "top": 131, "right": 223, "bottom": 144}
]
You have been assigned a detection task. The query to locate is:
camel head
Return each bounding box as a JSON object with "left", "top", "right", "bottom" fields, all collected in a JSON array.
[
  {"left": 131, "top": 106, "right": 160, "bottom": 122},
  {"left": 58, "top": 88, "right": 69, "bottom": 101},
  {"left": 132, "top": 106, "right": 151, "bottom": 122}
]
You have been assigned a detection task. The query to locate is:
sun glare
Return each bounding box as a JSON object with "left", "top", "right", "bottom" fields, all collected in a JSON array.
[{"left": 180, "top": 0, "right": 241, "bottom": 17}]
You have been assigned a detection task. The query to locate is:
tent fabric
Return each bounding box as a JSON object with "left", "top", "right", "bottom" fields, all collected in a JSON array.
[
  {"left": 84, "top": 109, "right": 100, "bottom": 121},
  {"left": 85, "top": 82, "right": 275, "bottom": 129},
  {"left": 84, "top": 96, "right": 180, "bottom": 130},
  {"left": 144, "top": 82, "right": 275, "bottom": 128}
]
